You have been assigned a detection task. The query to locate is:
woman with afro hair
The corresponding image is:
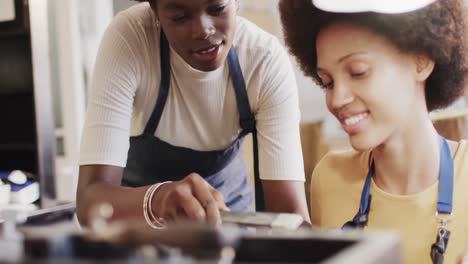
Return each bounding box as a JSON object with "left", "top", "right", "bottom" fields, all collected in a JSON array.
[
  {"left": 280, "top": 0, "right": 468, "bottom": 263},
  {"left": 76, "top": 0, "right": 310, "bottom": 228}
]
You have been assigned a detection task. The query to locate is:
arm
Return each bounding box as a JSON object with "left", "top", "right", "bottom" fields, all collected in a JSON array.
[
  {"left": 253, "top": 38, "right": 310, "bottom": 222},
  {"left": 77, "top": 165, "right": 148, "bottom": 226},
  {"left": 77, "top": 14, "right": 225, "bottom": 227},
  {"left": 77, "top": 166, "right": 226, "bottom": 227},
  {"left": 262, "top": 180, "right": 310, "bottom": 224}
]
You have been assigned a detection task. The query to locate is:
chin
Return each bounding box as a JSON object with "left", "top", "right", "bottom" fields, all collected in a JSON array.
[
  {"left": 206, "top": 62, "right": 222, "bottom": 71},
  {"left": 348, "top": 134, "right": 377, "bottom": 152},
  {"left": 194, "top": 61, "right": 223, "bottom": 72}
]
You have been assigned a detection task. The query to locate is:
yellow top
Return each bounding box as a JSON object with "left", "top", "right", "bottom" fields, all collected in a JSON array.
[{"left": 311, "top": 140, "right": 468, "bottom": 264}]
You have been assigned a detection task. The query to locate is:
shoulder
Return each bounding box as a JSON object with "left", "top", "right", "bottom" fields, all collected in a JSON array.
[
  {"left": 233, "top": 16, "right": 285, "bottom": 60},
  {"left": 108, "top": 3, "right": 158, "bottom": 42},
  {"left": 233, "top": 17, "right": 295, "bottom": 92},
  {"left": 115, "top": 3, "right": 156, "bottom": 27},
  {"left": 312, "top": 149, "right": 370, "bottom": 186},
  {"left": 310, "top": 148, "right": 369, "bottom": 226},
  {"left": 98, "top": 3, "right": 158, "bottom": 75}
]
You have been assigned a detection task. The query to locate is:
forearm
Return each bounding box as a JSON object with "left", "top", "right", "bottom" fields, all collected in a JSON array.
[
  {"left": 262, "top": 180, "right": 311, "bottom": 223},
  {"left": 265, "top": 195, "right": 311, "bottom": 224},
  {"left": 76, "top": 181, "right": 149, "bottom": 227}
]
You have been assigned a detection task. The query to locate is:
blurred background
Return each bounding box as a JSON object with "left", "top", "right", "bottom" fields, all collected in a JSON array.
[{"left": 0, "top": 0, "right": 466, "bottom": 209}]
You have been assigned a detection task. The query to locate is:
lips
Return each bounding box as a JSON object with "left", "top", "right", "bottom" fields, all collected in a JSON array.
[
  {"left": 192, "top": 42, "right": 223, "bottom": 62},
  {"left": 338, "top": 111, "right": 369, "bottom": 135},
  {"left": 343, "top": 112, "right": 368, "bottom": 126},
  {"left": 194, "top": 44, "right": 220, "bottom": 54}
]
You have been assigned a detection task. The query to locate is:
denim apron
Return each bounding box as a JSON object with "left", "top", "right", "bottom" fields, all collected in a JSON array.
[{"left": 122, "top": 31, "right": 264, "bottom": 211}]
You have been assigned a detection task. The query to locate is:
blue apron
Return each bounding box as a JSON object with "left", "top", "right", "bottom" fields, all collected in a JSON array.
[
  {"left": 122, "top": 31, "right": 264, "bottom": 212},
  {"left": 342, "top": 135, "right": 454, "bottom": 264}
]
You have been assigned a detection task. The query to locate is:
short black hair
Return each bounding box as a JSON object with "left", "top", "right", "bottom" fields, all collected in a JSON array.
[{"left": 279, "top": 0, "right": 468, "bottom": 111}]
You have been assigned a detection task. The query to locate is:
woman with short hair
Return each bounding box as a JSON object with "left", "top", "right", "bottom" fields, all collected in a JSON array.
[{"left": 76, "top": 0, "right": 310, "bottom": 228}]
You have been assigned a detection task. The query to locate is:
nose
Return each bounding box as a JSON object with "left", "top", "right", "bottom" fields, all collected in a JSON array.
[
  {"left": 327, "top": 81, "right": 354, "bottom": 111},
  {"left": 192, "top": 14, "right": 216, "bottom": 40}
]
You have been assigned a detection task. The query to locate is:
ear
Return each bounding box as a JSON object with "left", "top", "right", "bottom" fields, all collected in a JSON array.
[{"left": 414, "top": 54, "right": 435, "bottom": 82}]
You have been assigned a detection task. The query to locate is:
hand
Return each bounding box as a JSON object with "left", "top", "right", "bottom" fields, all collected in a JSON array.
[{"left": 151, "top": 173, "right": 229, "bottom": 225}]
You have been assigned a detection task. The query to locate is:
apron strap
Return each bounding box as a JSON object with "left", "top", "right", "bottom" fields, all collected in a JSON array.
[
  {"left": 143, "top": 31, "right": 264, "bottom": 211},
  {"left": 437, "top": 136, "right": 454, "bottom": 214},
  {"left": 143, "top": 30, "right": 171, "bottom": 136},
  {"left": 343, "top": 135, "right": 454, "bottom": 232},
  {"left": 227, "top": 48, "right": 264, "bottom": 211}
]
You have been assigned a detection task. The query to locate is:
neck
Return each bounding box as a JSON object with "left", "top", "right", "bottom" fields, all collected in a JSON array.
[{"left": 372, "top": 113, "right": 440, "bottom": 195}]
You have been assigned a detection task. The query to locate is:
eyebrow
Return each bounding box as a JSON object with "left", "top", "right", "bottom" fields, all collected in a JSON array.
[
  {"left": 337, "top": 51, "right": 368, "bottom": 63},
  {"left": 316, "top": 51, "right": 369, "bottom": 73}
]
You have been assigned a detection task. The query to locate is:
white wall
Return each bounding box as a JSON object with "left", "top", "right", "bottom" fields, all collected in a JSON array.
[
  {"left": 113, "top": 0, "right": 136, "bottom": 13},
  {"left": 48, "top": 0, "right": 113, "bottom": 201},
  {"left": 80, "top": 0, "right": 114, "bottom": 93},
  {"left": 0, "top": 0, "right": 15, "bottom": 22}
]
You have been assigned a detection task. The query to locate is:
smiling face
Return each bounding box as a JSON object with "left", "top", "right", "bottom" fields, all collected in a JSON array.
[
  {"left": 316, "top": 22, "right": 432, "bottom": 151},
  {"left": 155, "top": 0, "right": 237, "bottom": 72}
]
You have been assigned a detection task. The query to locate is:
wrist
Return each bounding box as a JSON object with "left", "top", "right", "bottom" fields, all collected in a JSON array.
[
  {"left": 151, "top": 181, "right": 171, "bottom": 215},
  {"left": 143, "top": 181, "right": 171, "bottom": 229}
]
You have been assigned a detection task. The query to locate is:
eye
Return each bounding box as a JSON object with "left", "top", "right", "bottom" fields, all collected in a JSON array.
[
  {"left": 351, "top": 71, "right": 367, "bottom": 78},
  {"left": 210, "top": 4, "right": 227, "bottom": 15},
  {"left": 170, "top": 14, "right": 187, "bottom": 23},
  {"left": 317, "top": 71, "right": 333, "bottom": 90},
  {"left": 321, "top": 81, "right": 334, "bottom": 90},
  {"left": 348, "top": 63, "right": 369, "bottom": 78}
]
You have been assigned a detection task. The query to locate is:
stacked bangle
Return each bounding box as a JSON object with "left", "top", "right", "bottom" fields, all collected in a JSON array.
[{"left": 143, "top": 181, "right": 171, "bottom": 229}]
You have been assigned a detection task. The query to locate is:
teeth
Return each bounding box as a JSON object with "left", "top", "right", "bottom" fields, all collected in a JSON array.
[
  {"left": 344, "top": 113, "right": 368, "bottom": 126},
  {"left": 199, "top": 46, "right": 216, "bottom": 54}
]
